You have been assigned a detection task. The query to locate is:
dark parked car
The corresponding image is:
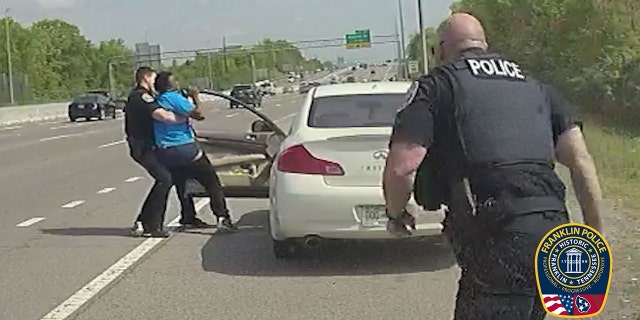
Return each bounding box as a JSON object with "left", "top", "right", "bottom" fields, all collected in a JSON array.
[
  {"left": 229, "top": 84, "right": 262, "bottom": 109},
  {"left": 68, "top": 93, "right": 117, "bottom": 122}
]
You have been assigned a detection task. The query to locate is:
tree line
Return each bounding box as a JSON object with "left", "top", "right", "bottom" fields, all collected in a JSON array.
[
  {"left": 407, "top": 0, "right": 640, "bottom": 126},
  {"left": 0, "top": 18, "right": 328, "bottom": 106}
]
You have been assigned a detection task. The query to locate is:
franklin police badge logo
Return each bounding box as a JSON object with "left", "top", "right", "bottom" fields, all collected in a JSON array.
[
  {"left": 535, "top": 223, "right": 612, "bottom": 318},
  {"left": 400, "top": 80, "right": 420, "bottom": 111},
  {"left": 141, "top": 93, "right": 154, "bottom": 103}
]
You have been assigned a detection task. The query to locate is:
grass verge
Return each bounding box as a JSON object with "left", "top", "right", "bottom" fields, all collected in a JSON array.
[{"left": 583, "top": 120, "right": 640, "bottom": 209}]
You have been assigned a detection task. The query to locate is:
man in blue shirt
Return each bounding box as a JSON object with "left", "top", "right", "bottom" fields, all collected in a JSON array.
[{"left": 153, "top": 71, "right": 236, "bottom": 231}]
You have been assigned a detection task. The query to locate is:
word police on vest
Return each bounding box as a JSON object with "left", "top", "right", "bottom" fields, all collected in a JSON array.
[{"left": 466, "top": 58, "right": 526, "bottom": 80}]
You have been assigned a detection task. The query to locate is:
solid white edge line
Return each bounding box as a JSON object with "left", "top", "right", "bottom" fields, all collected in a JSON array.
[
  {"left": 40, "top": 198, "right": 210, "bottom": 320},
  {"left": 16, "top": 217, "right": 46, "bottom": 227}
]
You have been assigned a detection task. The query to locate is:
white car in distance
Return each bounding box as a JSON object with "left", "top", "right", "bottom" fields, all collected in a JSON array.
[{"left": 269, "top": 82, "right": 444, "bottom": 259}]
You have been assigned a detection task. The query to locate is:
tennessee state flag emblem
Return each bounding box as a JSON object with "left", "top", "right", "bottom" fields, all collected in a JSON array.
[{"left": 535, "top": 223, "right": 612, "bottom": 318}]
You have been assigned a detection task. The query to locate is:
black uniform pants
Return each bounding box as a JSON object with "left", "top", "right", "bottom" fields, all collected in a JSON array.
[
  {"left": 127, "top": 140, "right": 197, "bottom": 231},
  {"left": 448, "top": 211, "right": 569, "bottom": 320},
  {"left": 171, "top": 155, "right": 230, "bottom": 219}
]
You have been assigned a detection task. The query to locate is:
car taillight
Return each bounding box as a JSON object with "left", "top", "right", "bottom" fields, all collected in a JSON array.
[{"left": 277, "top": 144, "right": 344, "bottom": 176}]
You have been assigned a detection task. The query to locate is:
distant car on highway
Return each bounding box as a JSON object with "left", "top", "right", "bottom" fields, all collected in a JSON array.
[
  {"left": 186, "top": 83, "right": 443, "bottom": 259},
  {"left": 68, "top": 93, "right": 117, "bottom": 122},
  {"left": 229, "top": 84, "right": 262, "bottom": 109},
  {"left": 344, "top": 75, "right": 356, "bottom": 83}
]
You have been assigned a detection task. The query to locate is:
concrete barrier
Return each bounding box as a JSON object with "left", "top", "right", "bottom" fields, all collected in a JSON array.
[{"left": 0, "top": 102, "right": 69, "bottom": 126}]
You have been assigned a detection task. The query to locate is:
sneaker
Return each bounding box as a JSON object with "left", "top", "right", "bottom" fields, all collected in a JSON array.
[
  {"left": 130, "top": 221, "right": 144, "bottom": 237},
  {"left": 142, "top": 230, "right": 171, "bottom": 238},
  {"left": 180, "top": 218, "right": 214, "bottom": 229},
  {"left": 217, "top": 216, "right": 238, "bottom": 231}
]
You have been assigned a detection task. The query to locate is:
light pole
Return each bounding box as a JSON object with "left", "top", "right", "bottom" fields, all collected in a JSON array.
[
  {"left": 5, "top": 8, "right": 14, "bottom": 104},
  {"left": 417, "top": 0, "right": 429, "bottom": 73},
  {"left": 397, "top": 0, "right": 407, "bottom": 78}
]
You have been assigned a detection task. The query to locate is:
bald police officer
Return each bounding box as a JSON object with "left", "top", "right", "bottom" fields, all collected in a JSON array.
[{"left": 382, "top": 13, "right": 603, "bottom": 319}]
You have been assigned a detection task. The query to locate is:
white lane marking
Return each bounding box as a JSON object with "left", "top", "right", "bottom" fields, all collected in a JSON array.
[
  {"left": 16, "top": 217, "right": 46, "bottom": 227},
  {"left": 124, "top": 176, "right": 142, "bottom": 183},
  {"left": 275, "top": 104, "right": 281, "bottom": 107},
  {"left": 97, "top": 187, "right": 116, "bottom": 194},
  {"left": 274, "top": 113, "right": 296, "bottom": 123},
  {"left": 39, "top": 121, "right": 59, "bottom": 125},
  {"left": 98, "top": 140, "right": 125, "bottom": 148},
  {"left": 39, "top": 198, "right": 209, "bottom": 320},
  {"left": 50, "top": 124, "right": 83, "bottom": 130},
  {"left": 1, "top": 125, "right": 22, "bottom": 131},
  {"left": 40, "top": 133, "right": 83, "bottom": 142},
  {"left": 61, "top": 200, "right": 85, "bottom": 209},
  {"left": 226, "top": 113, "right": 238, "bottom": 118}
]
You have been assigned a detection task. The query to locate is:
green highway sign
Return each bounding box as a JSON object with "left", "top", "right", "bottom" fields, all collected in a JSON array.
[{"left": 345, "top": 29, "right": 371, "bottom": 49}]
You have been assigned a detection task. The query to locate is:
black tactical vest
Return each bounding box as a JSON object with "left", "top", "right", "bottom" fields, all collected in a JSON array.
[
  {"left": 414, "top": 50, "right": 556, "bottom": 210},
  {"left": 441, "top": 51, "right": 555, "bottom": 170}
]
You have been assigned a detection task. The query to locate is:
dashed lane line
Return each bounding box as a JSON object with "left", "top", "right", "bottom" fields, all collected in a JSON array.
[
  {"left": 39, "top": 198, "right": 210, "bottom": 320},
  {"left": 61, "top": 200, "right": 85, "bottom": 209},
  {"left": 96, "top": 187, "right": 116, "bottom": 194},
  {"left": 124, "top": 176, "right": 142, "bottom": 183},
  {"left": 98, "top": 140, "right": 125, "bottom": 148},
  {"left": 16, "top": 217, "right": 46, "bottom": 227}
]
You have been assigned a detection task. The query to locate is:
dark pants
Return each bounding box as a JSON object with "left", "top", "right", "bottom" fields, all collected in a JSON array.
[
  {"left": 171, "top": 156, "right": 230, "bottom": 219},
  {"left": 447, "top": 211, "right": 569, "bottom": 320},
  {"left": 127, "top": 139, "right": 197, "bottom": 231}
]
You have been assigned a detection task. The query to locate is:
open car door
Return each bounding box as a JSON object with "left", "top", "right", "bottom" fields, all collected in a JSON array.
[{"left": 184, "top": 90, "right": 287, "bottom": 198}]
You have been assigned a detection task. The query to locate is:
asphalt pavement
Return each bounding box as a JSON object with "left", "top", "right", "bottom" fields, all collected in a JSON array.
[{"left": 0, "top": 65, "right": 569, "bottom": 320}]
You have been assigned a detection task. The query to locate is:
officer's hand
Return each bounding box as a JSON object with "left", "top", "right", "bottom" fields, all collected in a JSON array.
[
  {"left": 187, "top": 86, "right": 200, "bottom": 98},
  {"left": 386, "top": 209, "right": 416, "bottom": 237}
]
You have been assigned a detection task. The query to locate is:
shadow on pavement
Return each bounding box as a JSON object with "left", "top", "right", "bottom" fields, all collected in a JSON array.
[
  {"left": 200, "top": 210, "right": 456, "bottom": 277},
  {"left": 39, "top": 227, "right": 132, "bottom": 237}
]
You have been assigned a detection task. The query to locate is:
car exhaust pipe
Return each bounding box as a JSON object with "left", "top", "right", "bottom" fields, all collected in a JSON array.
[{"left": 303, "top": 236, "right": 322, "bottom": 249}]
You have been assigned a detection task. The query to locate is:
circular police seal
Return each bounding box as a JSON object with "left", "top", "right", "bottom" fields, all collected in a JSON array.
[
  {"left": 535, "top": 223, "right": 612, "bottom": 317},
  {"left": 141, "top": 93, "right": 154, "bottom": 103},
  {"left": 400, "top": 80, "right": 420, "bottom": 110}
]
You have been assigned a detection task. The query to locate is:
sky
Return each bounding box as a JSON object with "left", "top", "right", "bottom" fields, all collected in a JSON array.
[{"left": 9, "top": 0, "right": 454, "bottom": 63}]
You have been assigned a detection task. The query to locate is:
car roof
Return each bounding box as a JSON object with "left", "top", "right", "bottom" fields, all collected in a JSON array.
[{"left": 312, "top": 81, "right": 412, "bottom": 98}]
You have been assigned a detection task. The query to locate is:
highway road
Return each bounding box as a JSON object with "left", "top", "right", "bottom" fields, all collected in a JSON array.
[{"left": 0, "top": 64, "right": 570, "bottom": 320}]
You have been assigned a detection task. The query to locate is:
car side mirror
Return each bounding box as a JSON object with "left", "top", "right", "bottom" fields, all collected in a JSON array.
[{"left": 251, "top": 119, "right": 274, "bottom": 133}]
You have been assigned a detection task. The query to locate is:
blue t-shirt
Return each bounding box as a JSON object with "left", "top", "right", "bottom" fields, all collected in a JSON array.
[{"left": 153, "top": 91, "right": 195, "bottom": 148}]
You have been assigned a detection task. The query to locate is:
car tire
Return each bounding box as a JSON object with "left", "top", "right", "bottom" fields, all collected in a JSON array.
[
  {"left": 272, "top": 239, "right": 298, "bottom": 260},
  {"left": 69, "top": 116, "right": 77, "bottom": 122}
]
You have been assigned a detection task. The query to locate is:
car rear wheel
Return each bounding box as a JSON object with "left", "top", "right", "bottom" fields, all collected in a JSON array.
[
  {"left": 272, "top": 239, "right": 299, "bottom": 260},
  {"left": 69, "top": 116, "right": 77, "bottom": 122}
]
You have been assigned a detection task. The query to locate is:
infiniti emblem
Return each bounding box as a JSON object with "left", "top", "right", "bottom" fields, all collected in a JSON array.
[{"left": 372, "top": 150, "right": 388, "bottom": 160}]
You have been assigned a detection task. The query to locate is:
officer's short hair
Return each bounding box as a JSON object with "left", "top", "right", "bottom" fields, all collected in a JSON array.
[
  {"left": 135, "top": 66, "right": 155, "bottom": 84},
  {"left": 155, "top": 71, "right": 173, "bottom": 93}
]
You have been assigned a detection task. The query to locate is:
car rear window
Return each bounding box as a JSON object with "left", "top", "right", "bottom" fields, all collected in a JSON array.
[
  {"left": 307, "top": 94, "right": 405, "bottom": 128},
  {"left": 233, "top": 85, "right": 252, "bottom": 92},
  {"left": 72, "top": 95, "right": 100, "bottom": 104}
]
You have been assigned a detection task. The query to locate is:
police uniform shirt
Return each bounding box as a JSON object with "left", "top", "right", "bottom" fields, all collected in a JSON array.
[
  {"left": 390, "top": 49, "right": 580, "bottom": 154},
  {"left": 124, "top": 86, "right": 161, "bottom": 146}
]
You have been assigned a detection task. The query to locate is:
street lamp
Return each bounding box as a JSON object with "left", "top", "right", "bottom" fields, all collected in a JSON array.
[
  {"left": 4, "top": 7, "right": 14, "bottom": 104},
  {"left": 397, "top": 0, "right": 407, "bottom": 78},
  {"left": 416, "top": 0, "right": 429, "bottom": 73}
]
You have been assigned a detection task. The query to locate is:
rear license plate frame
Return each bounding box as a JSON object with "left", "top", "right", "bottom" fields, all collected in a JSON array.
[{"left": 357, "top": 205, "right": 387, "bottom": 227}]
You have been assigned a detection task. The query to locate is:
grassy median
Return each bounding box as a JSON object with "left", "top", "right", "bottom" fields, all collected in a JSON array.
[{"left": 583, "top": 120, "right": 640, "bottom": 209}]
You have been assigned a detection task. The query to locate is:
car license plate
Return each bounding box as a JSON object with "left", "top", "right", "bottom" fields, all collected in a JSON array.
[
  {"left": 77, "top": 105, "right": 84, "bottom": 109},
  {"left": 358, "top": 205, "right": 387, "bottom": 227}
]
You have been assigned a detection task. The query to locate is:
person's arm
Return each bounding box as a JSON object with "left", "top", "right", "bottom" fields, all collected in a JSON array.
[
  {"left": 548, "top": 85, "right": 603, "bottom": 232},
  {"left": 140, "top": 92, "right": 186, "bottom": 124},
  {"left": 187, "top": 88, "right": 205, "bottom": 121},
  {"left": 383, "top": 76, "right": 439, "bottom": 221},
  {"left": 151, "top": 108, "right": 187, "bottom": 123}
]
